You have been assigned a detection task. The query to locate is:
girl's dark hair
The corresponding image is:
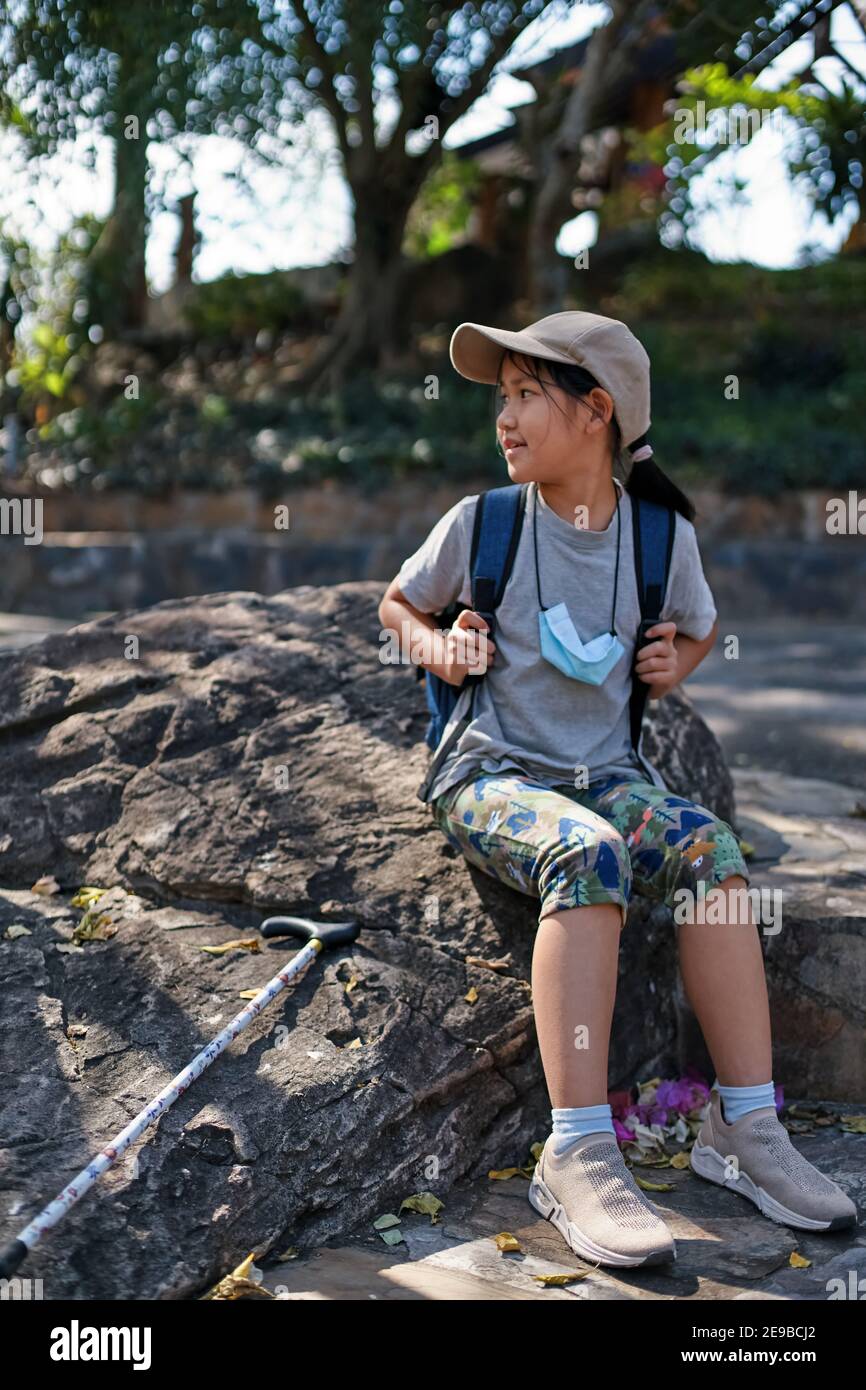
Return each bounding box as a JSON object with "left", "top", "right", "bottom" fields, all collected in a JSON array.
[{"left": 493, "top": 348, "right": 696, "bottom": 524}]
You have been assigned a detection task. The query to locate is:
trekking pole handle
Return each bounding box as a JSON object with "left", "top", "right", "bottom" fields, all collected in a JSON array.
[
  {"left": 0, "top": 1238, "right": 27, "bottom": 1277},
  {"left": 259, "top": 915, "right": 360, "bottom": 948}
]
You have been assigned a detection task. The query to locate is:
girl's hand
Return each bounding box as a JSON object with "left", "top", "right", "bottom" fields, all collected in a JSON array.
[
  {"left": 634, "top": 621, "right": 678, "bottom": 697},
  {"left": 437, "top": 608, "right": 496, "bottom": 686}
]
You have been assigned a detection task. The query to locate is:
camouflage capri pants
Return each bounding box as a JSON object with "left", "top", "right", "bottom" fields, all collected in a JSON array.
[{"left": 430, "top": 771, "right": 750, "bottom": 930}]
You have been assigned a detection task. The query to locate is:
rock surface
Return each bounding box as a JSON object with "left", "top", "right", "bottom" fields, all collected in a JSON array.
[{"left": 0, "top": 585, "right": 754, "bottom": 1298}]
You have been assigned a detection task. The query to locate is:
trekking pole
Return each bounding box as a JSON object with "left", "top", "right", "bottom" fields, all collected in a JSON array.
[{"left": 0, "top": 914, "right": 360, "bottom": 1278}]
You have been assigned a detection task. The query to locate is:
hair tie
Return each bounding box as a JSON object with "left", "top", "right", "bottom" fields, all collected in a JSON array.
[{"left": 629, "top": 436, "right": 654, "bottom": 462}]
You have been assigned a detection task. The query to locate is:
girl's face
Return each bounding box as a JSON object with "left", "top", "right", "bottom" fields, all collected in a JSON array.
[{"left": 496, "top": 354, "right": 612, "bottom": 480}]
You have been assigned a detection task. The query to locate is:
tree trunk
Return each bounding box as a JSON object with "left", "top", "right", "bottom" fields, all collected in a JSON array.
[
  {"left": 296, "top": 186, "right": 418, "bottom": 394},
  {"left": 83, "top": 104, "right": 149, "bottom": 337}
]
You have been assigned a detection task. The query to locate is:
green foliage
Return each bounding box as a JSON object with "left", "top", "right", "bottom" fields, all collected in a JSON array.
[
  {"left": 16, "top": 252, "right": 866, "bottom": 499},
  {"left": 403, "top": 152, "right": 485, "bottom": 260},
  {"left": 15, "top": 323, "right": 79, "bottom": 400},
  {"left": 182, "top": 271, "right": 310, "bottom": 341},
  {"left": 634, "top": 63, "right": 866, "bottom": 242}
]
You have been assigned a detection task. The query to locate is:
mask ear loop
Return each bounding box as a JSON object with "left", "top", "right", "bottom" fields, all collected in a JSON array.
[
  {"left": 532, "top": 482, "right": 547, "bottom": 612},
  {"left": 609, "top": 489, "right": 621, "bottom": 637},
  {"left": 535, "top": 477, "right": 622, "bottom": 636}
]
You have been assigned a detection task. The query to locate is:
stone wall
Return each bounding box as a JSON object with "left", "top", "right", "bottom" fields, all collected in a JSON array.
[{"left": 1, "top": 482, "right": 863, "bottom": 621}]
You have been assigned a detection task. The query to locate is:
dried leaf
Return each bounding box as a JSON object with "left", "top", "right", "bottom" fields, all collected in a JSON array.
[
  {"left": 840, "top": 1114, "right": 866, "bottom": 1133},
  {"left": 464, "top": 985, "right": 478, "bottom": 1004},
  {"left": 373, "top": 1213, "right": 401, "bottom": 1231},
  {"left": 738, "top": 839, "right": 755, "bottom": 859},
  {"left": 399, "top": 1192, "right": 444, "bottom": 1223},
  {"left": 199, "top": 938, "right": 262, "bottom": 956},
  {"left": 464, "top": 955, "right": 512, "bottom": 973},
  {"left": 488, "top": 1167, "right": 523, "bottom": 1181},
  {"left": 70, "top": 887, "right": 108, "bottom": 908},
  {"left": 238, "top": 990, "right": 260, "bottom": 1000},
  {"left": 31, "top": 876, "right": 60, "bottom": 896},
  {"left": 272, "top": 1247, "right": 299, "bottom": 1261},
  {"left": 55, "top": 943, "right": 84, "bottom": 954},
  {"left": 379, "top": 1227, "right": 404, "bottom": 1246},
  {"left": 533, "top": 1271, "right": 590, "bottom": 1285},
  {"left": 789, "top": 1251, "right": 811, "bottom": 1268},
  {"left": 72, "top": 910, "right": 117, "bottom": 944},
  {"left": 344, "top": 975, "right": 359, "bottom": 994},
  {"left": 670, "top": 1151, "right": 691, "bottom": 1169},
  {"left": 494, "top": 1232, "right": 521, "bottom": 1253},
  {"left": 160, "top": 922, "right": 214, "bottom": 931},
  {"left": 634, "top": 1175, "right": 675, "bottom": 1192},
  {"left": 201, "top": 1252, "right": 273, "bottom": 1301},
  {"left": 4, "top": 924, "right": 32, "bottom": 940},
  {"left": 345, "top": 1037, "right": 363, "bottom": 1049}
]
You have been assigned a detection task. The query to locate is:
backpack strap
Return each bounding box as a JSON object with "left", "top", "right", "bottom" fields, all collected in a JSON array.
[
  {"left": 629, "top": 495, "right": 676, "bottom": 756},
  {"left": 416, "top": 483, "right": 528, "bottom": 802}
]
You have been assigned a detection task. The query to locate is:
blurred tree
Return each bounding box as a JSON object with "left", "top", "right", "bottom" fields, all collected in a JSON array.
[
  {"left": 524, "top": 0, "right": 856, "bottom": 311},
  {"left": 254, "top": 0, "right": 551, "bottom": 390},
  {"left": 0, "top": 0, "right": 276, "bottom": 335},
  {"left": 645, "top": 63, "right": 866, "bottom": 254}
]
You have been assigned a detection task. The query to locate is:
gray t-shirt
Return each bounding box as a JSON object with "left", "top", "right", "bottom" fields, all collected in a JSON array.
[{"left": 397, "top": 477, "right": 717, "bottom": 805}]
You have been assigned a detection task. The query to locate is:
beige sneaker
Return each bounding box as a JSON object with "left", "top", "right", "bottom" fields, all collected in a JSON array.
[
  {"left": 690, "top": 1089, "right": 858, "bottom": 1231},
  {"left": 528, "top": 1131, "right": 677, "bottom": 1267}
]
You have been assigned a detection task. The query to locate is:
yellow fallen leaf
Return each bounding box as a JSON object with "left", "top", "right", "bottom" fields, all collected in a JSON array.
[
  {"left": 488, "top": 1167, "right": 523, "bottom": 1180},
  {"left": 344, "top": 975, "right": 359, "bottom": 993},
  {"left": 529, "top": 1141, "right": 545, "bottom": 1162},
  {"left": 399, "top": 1192, "right": 444, "bottom": 1223},
  {"left": 533, "top": 1271, "right": 591, "bottom": 1285},
  {"left": 464, "top": 985, "right": 478, "bottom": 1003},
  {"left": 199, "top": 938, "right": 262, "bottom": 956},
  {"left": 345, "top": 1037, "right": 363, "bottom": 1048},
  {"left": 201, "top": 1251, "right": 274, "bottom": 1300},
  {"left": 4, "top": 924, "right": 32, "bottom": 940},
  {"left": 71, "top": 887, "right": 108, "bottom": 908},
  {"left": 465, "top": 955, "right": 511, "bottom": 972},
  {"left": 789, "top": 1251, "right": 811, "bottom": 1268},
  {"left": 72, "top": 910, "right": 117, "bottom": 943},
  {"left": 238, "top": 990, "right": 260, "bottom": 1000},
  {"left": 494, "top": 1232, "right": 521, "bottom": 1253},
  {"left": 634, "top": 1175, "right": 675, "bottom": 1192},
  {"left": 273, "top": 1247, "right": 299, "bottom": 1261},
  {"left": 839, "top": 1114, "right": 866, "bottom": 1133},
  {"left": 31, "top": 876, "right": 60, "bottom": 896},
  {"left": 738, "top": 839, "right": 755, "bottom": 859},
  {"left": 670, "top": 1151, "right": 691, "bottom": 1169}
]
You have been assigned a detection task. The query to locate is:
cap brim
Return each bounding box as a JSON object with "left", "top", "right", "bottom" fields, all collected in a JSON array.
[{"left": 449, "top": 322, "right": 577, "bottom": 385}]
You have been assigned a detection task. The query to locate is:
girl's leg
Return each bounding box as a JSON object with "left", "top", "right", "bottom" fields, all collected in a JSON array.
[
  {"left": 531, "top": 903, "right": 622, "bottom": 1108},
  {"left": 676, "top": 874, "right": 772, "bottom": 1084},
  {"left": 580, "top": 779, "right": 769, "bottom": 1085},
  {"left": 431, "top": 773, "right": 630, "bottom": 1109}
]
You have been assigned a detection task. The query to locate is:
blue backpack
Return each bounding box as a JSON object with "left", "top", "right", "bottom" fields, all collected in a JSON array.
[{"left": 415, "top": 481, "right": 676, "bottom": 802}]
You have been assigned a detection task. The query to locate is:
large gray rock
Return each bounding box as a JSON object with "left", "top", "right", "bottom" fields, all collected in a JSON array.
[{"left": 0, "top": 585, "right": 734, "bottom": 1299}]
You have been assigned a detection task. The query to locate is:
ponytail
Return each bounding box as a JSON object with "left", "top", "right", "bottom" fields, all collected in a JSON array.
[{"left": 623, "top": 435, "right": 696, "bottom": 524}]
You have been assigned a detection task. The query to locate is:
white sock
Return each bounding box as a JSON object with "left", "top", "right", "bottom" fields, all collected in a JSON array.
[
  {"left": 714, "top": 1078, "right": 776, "bottom": 1124},
  {"left": 550, "top": 1102, "right": 615, "bottom": 1154}
]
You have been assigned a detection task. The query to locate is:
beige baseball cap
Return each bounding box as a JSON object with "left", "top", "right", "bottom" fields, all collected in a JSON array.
[{"left": 449, "top": 310, "right": 653, "bottom": 457}]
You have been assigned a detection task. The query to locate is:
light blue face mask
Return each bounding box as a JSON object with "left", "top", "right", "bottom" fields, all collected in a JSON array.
[{"left": 534, "top": 482, "right": 626, "bottom": 686}]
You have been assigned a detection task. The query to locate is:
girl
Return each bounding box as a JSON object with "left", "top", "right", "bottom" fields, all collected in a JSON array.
[{"left": 377, "top": 311, "right": 856, "bottom": 1268}]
